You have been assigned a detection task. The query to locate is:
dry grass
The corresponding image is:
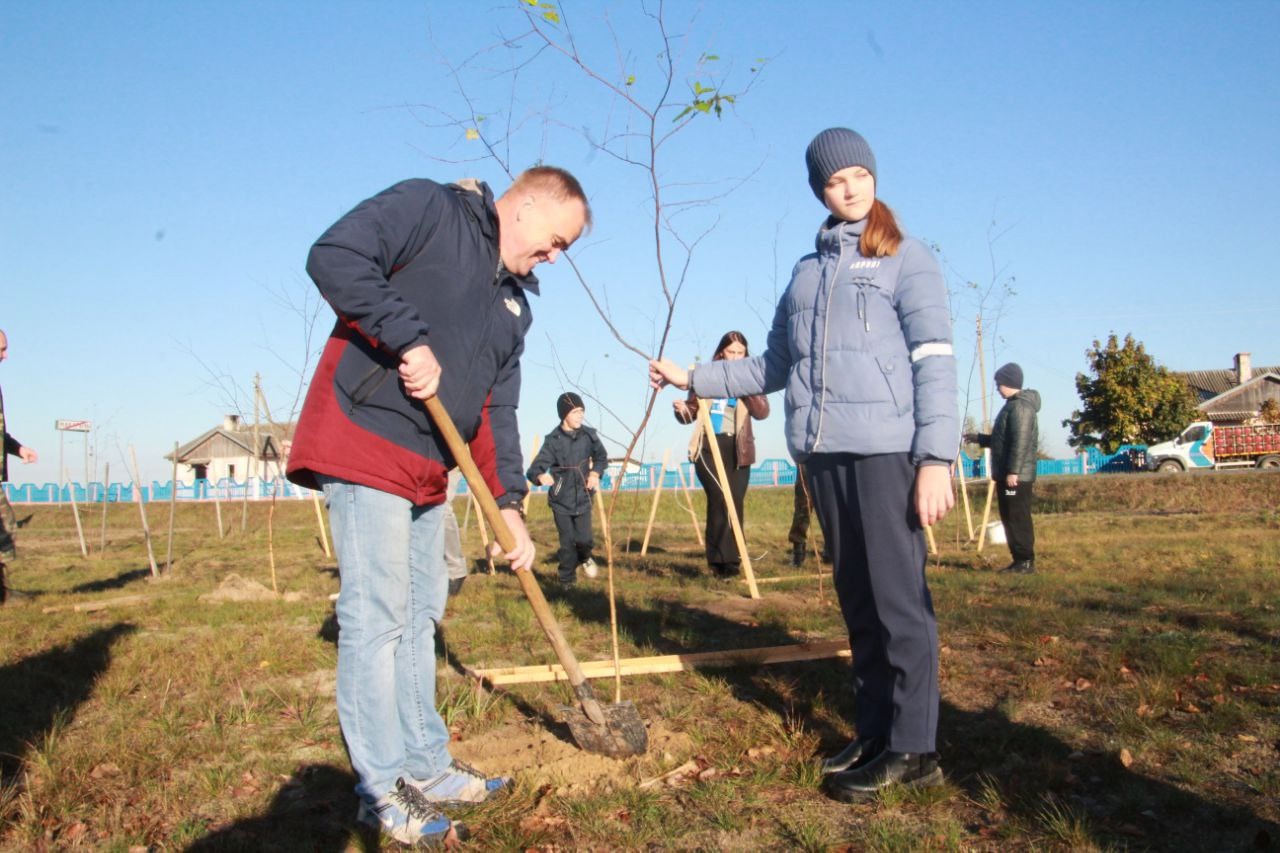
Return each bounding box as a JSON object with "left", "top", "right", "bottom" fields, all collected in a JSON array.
[{"left": 1, "top": 471, "right": 1278, "bottom": 850}]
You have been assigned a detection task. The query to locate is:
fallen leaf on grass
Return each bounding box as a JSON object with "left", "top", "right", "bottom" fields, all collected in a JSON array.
[
  {"left": 1073, "top": 678, "right": 1092, "bottom": 691},
  {"left": 1033, "top": 656, "right": 1057, "bottom": 667},
  {"left": 1119, "top": 748, "right": 1134, "bottom": 768},
  {"left": 1181, "top": 702, "right": 1201, "bottom": 714},
  {"left": 519, "top": 813, "right": 570, "bottom": 834},
  {"left": 61, "top": 822, "right": 88, "bottom": 842},
  {"left": 90, "top": 762, "right": 122, "bottom": 780},
  {"left": 1038, "top": 635, "right": 1060, "bottom": 645},
  {"left": 746, "top": 746, "right": 775, "bottom": 759},
  {"left": 1237, "top": 734, "right": 1259, "bottom": 743}
]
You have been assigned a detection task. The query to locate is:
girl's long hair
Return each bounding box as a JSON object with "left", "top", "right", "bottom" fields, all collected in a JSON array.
[
  {"left": 712, "top": 330, "right": 749, "bottom": 361},
  {"left": 860, "top": 198, "right": 903, "bottom": 258}
]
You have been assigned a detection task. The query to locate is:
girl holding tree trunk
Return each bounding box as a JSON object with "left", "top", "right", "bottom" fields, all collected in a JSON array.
[{"left": 651, "top": 128, "right": 958, "bottom": 802}]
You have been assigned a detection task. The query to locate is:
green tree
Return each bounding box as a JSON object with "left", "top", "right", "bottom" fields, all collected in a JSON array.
[{"left": 1063, "top": 333, "right": 1200, "bottom": 453}]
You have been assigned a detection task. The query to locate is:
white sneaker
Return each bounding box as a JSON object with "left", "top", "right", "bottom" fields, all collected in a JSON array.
[
  {"left": 581, "top": 557, "right": 599, "bottom": 579},
  {"left": 356, "top": 778, "right": 459, "bottom": 845},
  {"left": 408, "top": 759, "right": 509, "bottom": 805}
]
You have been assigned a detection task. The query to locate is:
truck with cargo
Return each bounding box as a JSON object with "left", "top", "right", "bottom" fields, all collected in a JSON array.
[{"left": 1145, "top": 420, "right": 1280, "bottom": 472}]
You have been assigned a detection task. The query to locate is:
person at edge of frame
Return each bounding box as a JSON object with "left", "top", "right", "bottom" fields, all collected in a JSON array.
[
  {"left": 286, "top": 166, "right": 590, "bottom": 845},
  {"left": 0, "top": 329, "right": 40, "bottom": 605},
  {"left": 649, "top": 127, "right": 958, "bottom": 804}
]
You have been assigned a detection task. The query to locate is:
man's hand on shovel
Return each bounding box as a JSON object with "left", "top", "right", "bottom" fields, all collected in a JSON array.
[
  {"left": 492, "top": 508, "right": 535, "bottom": 572},
  {"left": 399, "top": 344, "right": 442, "bottom": 400}
]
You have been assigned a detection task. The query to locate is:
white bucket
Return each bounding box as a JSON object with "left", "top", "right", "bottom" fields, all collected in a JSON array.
[{"left": 985, "top": 521, "right": 1007, "bottom": 545}]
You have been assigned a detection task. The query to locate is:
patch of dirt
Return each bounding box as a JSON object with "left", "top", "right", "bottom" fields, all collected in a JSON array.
[
  {"left": 198, "top": 573, "right": 308, "bottom": 603},
  {"left": 452, "top": 719, "right": 695, "bottom": 792}
]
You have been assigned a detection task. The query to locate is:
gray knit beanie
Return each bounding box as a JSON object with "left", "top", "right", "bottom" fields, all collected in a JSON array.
[
  {"left": 805, "top": 127, "right": 877, "bottom": 199},
  {"left": 994, "top": 363, "right": 1024, "bottom": 390}
]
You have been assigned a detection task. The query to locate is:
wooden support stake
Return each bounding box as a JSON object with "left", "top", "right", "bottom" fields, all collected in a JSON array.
[
  {"left": 639, "top": 448, "right": 670, "bottom": 556},
  {"left": 694, "top": 402, "right": 759, "bottom": 599},
  {"left": 268, "top": 480, "right": 279, "bottom": 594},
  {"left": 468, "top": 638, "right": 851, "bottom": 685},
  {"left": 240, "top": 455, "right": 252, "bottom": 532},
  {"left": 754, "top": 573, "right": 826, "bottom": 585},
  {"left": 213, "top": 474, "right": 225, "bottom": 539},
  {"left": 42, "top": 593, "right": 151, "bottom": 614},
  {"left": 98, "top": 462, "right": 110, "bottom": 557},
  {"left": 460, "top": 487, "right": 472, "bottom": 532},
  {"left": 472, "top": 492, "right": 496, "bottom": 575},
  {"left": 956, "top": 456, "right": 974, "bottom": 540},
  {"left": 166, "top": 442, "right": 178, "bottom": 573},
  {"left": 311, "top": 490, "right": 330, "bottom": 556},
  {"left": 976, "top": 478, "right": 996, "bottom": 551},
  {"left": 522, "top": 433, "right": 540, "bottom": 515},
  {"left": 64, "top": 467, "right": 88, "bottom": 558},
  {"left": 128, "top": 445, "right": 160, "bottom": 577},
  {"left": 673, "top": 460, "right": 703, "bottom": 547}
]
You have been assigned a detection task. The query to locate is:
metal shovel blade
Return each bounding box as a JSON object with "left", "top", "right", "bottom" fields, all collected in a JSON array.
[{"left": 558, "top": 699, "right": 648, "bottom": 758}]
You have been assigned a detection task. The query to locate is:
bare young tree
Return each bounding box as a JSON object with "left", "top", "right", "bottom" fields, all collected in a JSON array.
[{"left": 417, "top": 2, "right": 768, "bottom": 530}]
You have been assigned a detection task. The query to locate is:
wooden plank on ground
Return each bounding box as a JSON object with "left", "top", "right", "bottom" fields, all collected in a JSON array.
[{"left": 467, "top": 638, "right": 850, "bottom": 685}]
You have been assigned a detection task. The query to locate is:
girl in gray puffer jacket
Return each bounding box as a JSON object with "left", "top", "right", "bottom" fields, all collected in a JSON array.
[{"left": 651, "top": 127, "right": 958, "bottom": 804}]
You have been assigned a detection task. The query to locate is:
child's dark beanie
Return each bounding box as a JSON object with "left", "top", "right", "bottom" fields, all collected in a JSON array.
[
  {"left": 994, "top": 363, "right": 1024, "bottom": 390},
  {"left": 557, "top": 392, "right": 585, "bottom": 420},
  {"left": 805, "top": 127, "right": 877, "bottom": 200}
]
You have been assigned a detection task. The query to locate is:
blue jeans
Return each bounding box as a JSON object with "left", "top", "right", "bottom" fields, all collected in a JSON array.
[{"left": 319, "top": 477, "right": 453, "bottom": 800}]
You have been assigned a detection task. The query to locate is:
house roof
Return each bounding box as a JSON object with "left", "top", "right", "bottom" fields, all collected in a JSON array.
[
  {"left": 1180, "top": 365, "right": 1280, "bottom": 401},
  {"left": 1198, "top": 372, "right": 1280, "bottom": 417},
  {"left": 167, "top": 421, "right": 296, "bottom": 463}
]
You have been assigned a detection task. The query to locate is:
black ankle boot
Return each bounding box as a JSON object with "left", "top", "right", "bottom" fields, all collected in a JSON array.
[
  {"left": 1000, "top": 559, "right": 1035, "bottom": 574},
  {"left": 820, "top": 736, "right": 884, "bottom": 775},
  {"left": 825, "top": 750, "right": 943, "bottom": 803},
  {"left": 790, "top": 543, "right": 805, "bottom": 568}
]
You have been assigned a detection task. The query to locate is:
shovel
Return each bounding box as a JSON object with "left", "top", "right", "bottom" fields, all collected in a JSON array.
[{"left": 424, "top": 396, "right": 648, "bottom": 758}]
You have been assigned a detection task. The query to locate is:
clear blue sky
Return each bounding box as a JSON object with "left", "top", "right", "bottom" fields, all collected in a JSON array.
[{"left": 4, "top": 1, "right": 1278, "bottom": 486}]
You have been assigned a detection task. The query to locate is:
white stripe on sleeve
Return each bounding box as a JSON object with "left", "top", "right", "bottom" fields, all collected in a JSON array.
[{"left": 910, "top": 342, "right": 954, "bottom": 363}]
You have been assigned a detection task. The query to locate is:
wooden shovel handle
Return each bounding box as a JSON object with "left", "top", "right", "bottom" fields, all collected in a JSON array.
[{"left": 423, "top": 396, "right": 606, "bottom": 724}]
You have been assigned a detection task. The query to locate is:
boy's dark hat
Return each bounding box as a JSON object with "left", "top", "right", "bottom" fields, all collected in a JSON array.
[
  {"left": 994, "top": 362, "right": 1024, "bottom": 390},
  {"left": 557, "top": 391, "right": 585, "bottom": 420}
]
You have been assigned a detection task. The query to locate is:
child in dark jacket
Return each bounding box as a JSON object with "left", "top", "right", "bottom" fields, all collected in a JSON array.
[{"left": 526, "top": 393, "right": 608, "bottom": 586}]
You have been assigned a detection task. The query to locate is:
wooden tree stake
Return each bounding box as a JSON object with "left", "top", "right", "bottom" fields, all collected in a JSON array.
[
  {"left": 694, "top": 401, "right": 759, "bottom": 599},
  {"left": 976, "top": 479, "right": 996, "bottom": 551},
  {"left": 522, "top": 433, "right": 540, "bottom": 515},
  {"left": 98, "top": 461, "right": 110, "bottom": 557},
  {"left": 166, "top": 441, "right": 178, "bottom": 572},
  {"left": 311, "top": 490, "right": 330, "bottom": 555},
  {"left": 472, "top": 492, "right": 496, "bottom": 574},
  {"left": 468, "top": 638, "right": 851, "bottom": 686},
  {"left": 673, "top": 459, "right": 703, "bottom": 547},
  {"left": 639, "top": 448, "right": 670, "bottom": 556},
  {"left": 64, "top": 466, "right": 88, "bottom": 558},
  {"left": 956, "top": 456, "right": 975, "bottom": 540},
  {"left": 128, "top": 445, "right": 160, "bottom": 577}
]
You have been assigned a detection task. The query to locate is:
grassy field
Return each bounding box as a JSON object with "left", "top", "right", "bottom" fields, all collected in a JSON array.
[{"left": 1, "top": 471, "right": 1278, "bottom": 851}]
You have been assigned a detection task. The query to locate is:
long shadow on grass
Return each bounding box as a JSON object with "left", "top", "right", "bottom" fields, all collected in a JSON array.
[
  {"left": 69, "top": 567, "right": 153, "bottom": 593},
  {"left": 932, "top": 702, "right": 1278, "bottom": 851},
  {"left": 0, "top": 622, "right": 136, "bottom": 780},
  {"left": 187, "top": 763, "right": 373, "bottom": 852}
]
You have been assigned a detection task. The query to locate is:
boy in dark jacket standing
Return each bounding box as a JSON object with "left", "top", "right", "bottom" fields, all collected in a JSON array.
[
  {"left": 1, "top": 330, "right": 39, "bottom": 604},
  {"left": 286, "top": 168, "right": 590, "bottom": 845},
  {"left": 526, "top": 392, "right": 608, "bottom": 586},
  {"left": 966, "top": 362, "right": 1041, "bottom": 574}
]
